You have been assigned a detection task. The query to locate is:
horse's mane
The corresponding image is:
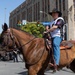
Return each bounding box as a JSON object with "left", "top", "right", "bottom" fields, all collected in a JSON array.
[
  {"left": 11, "top": 28, "right": 35, "bottom": 37},
  {"left": 21, "top": 30, "right": 35, "bottom": 37}
]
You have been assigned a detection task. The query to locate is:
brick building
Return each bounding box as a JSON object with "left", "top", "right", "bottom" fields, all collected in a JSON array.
[{"left": 9, "top": 0, "right": 75, "bottom": 40}]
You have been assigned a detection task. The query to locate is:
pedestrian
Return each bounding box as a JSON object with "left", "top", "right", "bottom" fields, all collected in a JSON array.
[
  {"left": 13, "top": 50, "right": 18, "bottom": 62},
  {"left": 44, "top": 8, "right": 65, "bottom": 72},
  {"left": 9, "top": 52, "right": 13, "bottom": 60}
]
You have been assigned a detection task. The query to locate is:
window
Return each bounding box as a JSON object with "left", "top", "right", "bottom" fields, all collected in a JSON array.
[
  {"left": 42, "top": 0, "right": 45, "bottom": 21},
  {"left": 56, "top": 0, "right": 58, "bottom": 9},
  {"left": 17, "top": 14, "right": 20, "bottom": 23},
  {"left": 38, "top": 2, "right": 40, "bottom": 20},
  {"left": 74, "top": 0, "right": 75, "bottom": 8},
  {"left": 28, "top": 7, "right": 31, "bottom": 21},
  {"left": 48, "top": 0, "right": 50, "bottom": 12},
  {"left": 27, "top": 9, "right": 29, "bottom": 21},
  {"left": 10, "top": 19, "right": 12, "bottom": 27},
  {"left": 63, "top": 0, "right": 65, "bottom": 10},
  {"left": 45, "top": 0, "right": 47, "bottom": 17},
  {"left": 59, "top": 0, "right": 61, "bottom": 11},
  {"left": 13, "top": 17, "right": 16, "bottom": 28},
  {"left": 29, "top": 7, "right": 32, "bottom": 21},
  {"left": 22, "top": 11, "right": 26, "bottom": 20},
  {"left": 33, "top": 4, "right": 36, "bottom": 21},
  {"left": 36, "top": 3, "right": 37, "bottom": 21},
  {"left": 74, "top": 14, "right": 75, "bottom": 21}
]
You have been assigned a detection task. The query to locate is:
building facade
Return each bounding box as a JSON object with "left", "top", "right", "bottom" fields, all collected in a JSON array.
[{"left": 9, "top": 0, "right": 75, "bottom": 40}]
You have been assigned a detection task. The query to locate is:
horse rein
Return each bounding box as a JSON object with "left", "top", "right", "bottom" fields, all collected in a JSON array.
[
  {"left": 10, "top": 29, "right": 36, "bottom": 49},
  {"left": 18, "top": 37, "right": 36, "bottom": 49}
]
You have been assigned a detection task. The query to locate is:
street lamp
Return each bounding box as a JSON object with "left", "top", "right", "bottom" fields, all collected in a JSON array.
[
  {"left": 40, "top": 11, "right": 48, "bottom": 15},
  {"left": 40, "top": 11, "right": 51, "bottom": 21}
]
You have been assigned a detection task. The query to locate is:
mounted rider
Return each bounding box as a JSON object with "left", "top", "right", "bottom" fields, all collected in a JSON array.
[{"left": 44, "top": 8, "right": 65, "bottom": 72}]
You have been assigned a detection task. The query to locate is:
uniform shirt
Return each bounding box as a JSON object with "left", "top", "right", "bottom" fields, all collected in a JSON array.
[{"left": 50, "top": 17, "right": 64, "bottom": 38}]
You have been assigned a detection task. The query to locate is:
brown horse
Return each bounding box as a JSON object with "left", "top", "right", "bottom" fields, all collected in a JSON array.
[{"left": 0, "top": 27, "right": 75, "bottom": 75}]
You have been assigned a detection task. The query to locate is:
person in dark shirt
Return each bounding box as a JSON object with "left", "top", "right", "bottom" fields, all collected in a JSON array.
[{"left": 13, "top": 49, "right": 18, "bottom": 62}]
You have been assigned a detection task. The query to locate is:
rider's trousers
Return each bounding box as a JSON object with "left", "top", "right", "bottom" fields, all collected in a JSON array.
[{"left": 52, "top": 36, "right": 62, "bottom": 65}]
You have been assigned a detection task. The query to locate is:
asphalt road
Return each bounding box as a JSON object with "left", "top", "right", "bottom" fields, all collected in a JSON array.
[{"left": 0, "top": 61, "right": 75, "bottom": 75}]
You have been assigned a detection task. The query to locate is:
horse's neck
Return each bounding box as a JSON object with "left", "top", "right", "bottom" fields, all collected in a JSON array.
[{"left": 12, "top": 29, "right": 34, "bottom": 46}]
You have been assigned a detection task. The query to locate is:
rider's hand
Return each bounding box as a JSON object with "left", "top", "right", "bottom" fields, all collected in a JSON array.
[{"left": 43, "top": 31, "right": 48, "bottom": 34}]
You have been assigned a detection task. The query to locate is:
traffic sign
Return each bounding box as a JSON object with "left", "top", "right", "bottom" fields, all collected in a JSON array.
[
  {"left": 42, "top": 22, "right": 51, "bottom": 26},
  {"left": 22, "top": 20, "right": 27, "bottom": 25}
]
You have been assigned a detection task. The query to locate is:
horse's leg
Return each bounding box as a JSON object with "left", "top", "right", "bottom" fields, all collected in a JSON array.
[
  {"left": 37, "top": 71, "right": 44, "bottom": 75},
  {"left": 37, "top": 63, "right": 48, "bottom": 75},
  {"left": 28, "top": 67, "right": 37, "bottom": 75}
]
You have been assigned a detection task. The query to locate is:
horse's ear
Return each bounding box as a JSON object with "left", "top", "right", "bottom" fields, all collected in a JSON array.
[{"left": 2, "top": 23, "right": 8, "bottom": 31}]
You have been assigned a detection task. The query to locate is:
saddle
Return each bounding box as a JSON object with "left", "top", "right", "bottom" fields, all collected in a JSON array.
[
  {"left": 60, "top": 41, "right": 73, "bottom": 50},
  {"left": 45, "top": 39, "right": 73, "bottom": 50}
]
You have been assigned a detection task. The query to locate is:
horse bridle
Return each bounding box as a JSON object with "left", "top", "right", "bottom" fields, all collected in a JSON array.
[{"left": 2, "top": 29, "right": 35, "bottom": 52}]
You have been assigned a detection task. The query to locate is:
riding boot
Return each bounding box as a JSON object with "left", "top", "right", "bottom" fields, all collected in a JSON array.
[
  {"left": 53, "top": 64, "right": 57, "bottom": 73},
  {"left": 51, "top": 56, "right": 58, "bottom": 73}
]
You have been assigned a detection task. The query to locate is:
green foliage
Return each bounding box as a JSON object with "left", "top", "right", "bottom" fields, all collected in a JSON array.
[{"left": 21, "top": 23, "right": 45, "bottom": 38}]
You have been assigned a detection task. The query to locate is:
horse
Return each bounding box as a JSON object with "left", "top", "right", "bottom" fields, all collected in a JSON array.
[{"left": 0, "top": 25, "right": 75, "bottom": 75}]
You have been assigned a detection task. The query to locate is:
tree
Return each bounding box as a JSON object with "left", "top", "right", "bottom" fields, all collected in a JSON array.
[{"left": 21, "top": 23, "right": 45, "bottom": 38}]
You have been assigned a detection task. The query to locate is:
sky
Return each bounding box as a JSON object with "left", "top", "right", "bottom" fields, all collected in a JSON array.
[{"left": 0, "top": 0, "right": 25, "bottom": 33}]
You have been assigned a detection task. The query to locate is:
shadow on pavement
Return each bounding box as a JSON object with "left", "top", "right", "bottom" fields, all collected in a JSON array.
[
  {"left": 18, "top": 71, "right": 28, "bottom": 75},
  {"left": 62, "top": 68, "right": 73, "bottom": 73},
  {"left": 45, "top": 68, "right": 74, "bottom": 74}
]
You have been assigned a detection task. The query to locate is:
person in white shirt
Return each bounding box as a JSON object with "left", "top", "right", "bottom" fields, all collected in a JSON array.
[{"left": 44, "top": 8, "right": 65, "bottom": 72}]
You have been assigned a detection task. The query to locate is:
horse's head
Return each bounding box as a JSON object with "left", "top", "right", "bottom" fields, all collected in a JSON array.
[{"left": 0, "top": 23, "right": 15, "bottom": 50}]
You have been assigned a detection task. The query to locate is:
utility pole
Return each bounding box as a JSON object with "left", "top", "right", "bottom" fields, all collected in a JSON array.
[{"left": 4, "top": 8, "right": 6, "bottom": 23}]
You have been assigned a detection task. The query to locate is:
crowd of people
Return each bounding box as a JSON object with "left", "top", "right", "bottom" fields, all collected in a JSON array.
[{"left": 0, "top": 50, "right": 19, "bottom": 62}]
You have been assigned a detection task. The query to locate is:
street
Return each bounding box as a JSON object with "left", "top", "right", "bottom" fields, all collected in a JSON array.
[{"left": 0, "top": 61, "right": 75, "bottom": 75}]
